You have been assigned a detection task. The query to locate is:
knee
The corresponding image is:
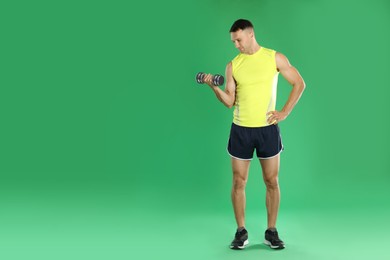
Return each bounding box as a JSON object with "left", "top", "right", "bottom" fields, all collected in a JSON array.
[
  {"left": 232, "top": 174, "right": 247, "bottom": 191},
  {"left": 264, "top": 176, "right": 279, "bottom": 190}
]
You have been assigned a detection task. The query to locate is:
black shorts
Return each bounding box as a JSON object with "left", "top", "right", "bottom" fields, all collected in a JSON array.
[{"left": 227, "top": 123, "right": 284, "bottom": 160}]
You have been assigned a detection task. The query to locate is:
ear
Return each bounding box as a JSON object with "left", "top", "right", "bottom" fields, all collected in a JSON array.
[{"left": 249, "top": 28, "right": 254, "bottom": 38}]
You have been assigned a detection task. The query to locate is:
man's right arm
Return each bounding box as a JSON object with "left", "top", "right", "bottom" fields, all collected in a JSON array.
[{"left": 204, "top": 62, "right": 236, "bottom": 108}]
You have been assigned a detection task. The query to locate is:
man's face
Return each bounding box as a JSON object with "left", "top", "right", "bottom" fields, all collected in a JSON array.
[{"left": 230, "top": 29, "right": 253, "bottom": 53}]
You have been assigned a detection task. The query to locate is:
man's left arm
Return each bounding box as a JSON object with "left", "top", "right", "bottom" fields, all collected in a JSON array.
[{"left": 267, "top": 52, "right": 306, "bottom": 124}]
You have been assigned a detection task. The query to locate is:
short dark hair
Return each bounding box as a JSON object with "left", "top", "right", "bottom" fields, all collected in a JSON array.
[{"left": 229, "top": 19, "right": 254, "bottom": 32}]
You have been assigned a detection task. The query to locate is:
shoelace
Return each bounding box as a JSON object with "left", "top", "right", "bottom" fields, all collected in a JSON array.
[{"left": 235, "top": 230, "right": 247, "bottom": 238}]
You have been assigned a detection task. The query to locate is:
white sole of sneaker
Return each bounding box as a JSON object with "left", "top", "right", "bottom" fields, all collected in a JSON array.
[
  {"left": 264, "top": 239, "right": 285, "bottom": 249},
  {"left": 230, "top": 239, "right": 249, "bottom": 249}
]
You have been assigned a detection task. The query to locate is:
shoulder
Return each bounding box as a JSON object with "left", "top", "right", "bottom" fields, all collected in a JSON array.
[
  {"left": 275, "top": 52, "right": 293, "bottom": 72},
  {"left": 226, "top": 62, "right": 233, "bottom": 75},
  {"left": 275, "top": 52, "right": 291, "bottom": 65},
  {"left": 230, "top": 54, "right": 241, "bottom": 72},
  {"left": 275, "top": 52, "right": 287, "bottom": 60}
]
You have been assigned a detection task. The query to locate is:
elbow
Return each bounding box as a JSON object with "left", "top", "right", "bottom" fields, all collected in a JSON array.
[
  {"left": 295, "top": 81, "right": 306, "bottom": 92},
  {"left": 226, "top": 101, "right": 234, "bottom": 109},
  {"left": 226, "top": 97, "right": 235, "bottom": 108},
  {"left": 301, "top": 80, "right": 306, "bottom": 91}
]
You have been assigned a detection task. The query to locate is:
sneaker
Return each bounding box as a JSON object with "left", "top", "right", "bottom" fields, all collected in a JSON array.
[
  {"left": 230, "top": 228, "right": 249, "bottom": 249},
  {"left": 264, "top": 228, "right": 285, "bottom": 249}
]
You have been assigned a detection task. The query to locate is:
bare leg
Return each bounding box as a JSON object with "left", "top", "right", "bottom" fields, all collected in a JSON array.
[
  {"left": 259, "top": 155, "right": 281, "bottom": 229},
  {"left": 231, "top": 157, "right": 251, "bottom": 228}
]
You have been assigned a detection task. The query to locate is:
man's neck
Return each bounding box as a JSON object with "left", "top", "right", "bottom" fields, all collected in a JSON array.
[{"left": 246, "top": 43, "right": 261, "bottom": 55}]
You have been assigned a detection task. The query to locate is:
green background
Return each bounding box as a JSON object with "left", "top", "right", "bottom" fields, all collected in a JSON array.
[{"left": 1, "top": 0, "right": 389, "bottom": 259}]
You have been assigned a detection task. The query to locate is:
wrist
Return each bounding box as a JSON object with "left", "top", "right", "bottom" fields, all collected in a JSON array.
[
  {"left": 210, "top": 85, "right": 219, "bottom": 90},
  {"left": 281, "top": 109, "right": 290, "bottom": 115}
]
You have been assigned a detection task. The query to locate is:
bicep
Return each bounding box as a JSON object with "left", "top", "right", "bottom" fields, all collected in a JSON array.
[
  {"left": 224, "top": 62, "right": 236, "bottom": 98},
  {"left": 276, "top": 53, "right": 304, "bottom": 86}
]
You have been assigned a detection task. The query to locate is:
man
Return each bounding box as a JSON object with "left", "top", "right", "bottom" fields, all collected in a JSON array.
[{"left": 203, "top": 19, "right": 305, "bottom": 250}]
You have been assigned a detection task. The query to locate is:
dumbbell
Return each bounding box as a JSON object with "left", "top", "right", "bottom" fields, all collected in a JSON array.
[{"left": 196, "top": 72, "right": 224, "bottom": 86}]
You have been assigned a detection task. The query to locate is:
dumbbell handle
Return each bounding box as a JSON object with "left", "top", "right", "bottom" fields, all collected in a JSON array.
[{"left": 196, "top": 72, "right": 224, "bottom": 86}]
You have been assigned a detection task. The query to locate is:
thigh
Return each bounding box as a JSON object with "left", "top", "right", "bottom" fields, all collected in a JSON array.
[
  {"left": 259, "top": 154, "right": 280, "bottom": 180},
  {"left": 231, "top": 157, "right": 251, "bottom": 179}
]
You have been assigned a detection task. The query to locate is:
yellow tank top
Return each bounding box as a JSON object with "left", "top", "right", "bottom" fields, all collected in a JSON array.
[{"left": 232, "top": 47, "right": 279, "bottom": 127}]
